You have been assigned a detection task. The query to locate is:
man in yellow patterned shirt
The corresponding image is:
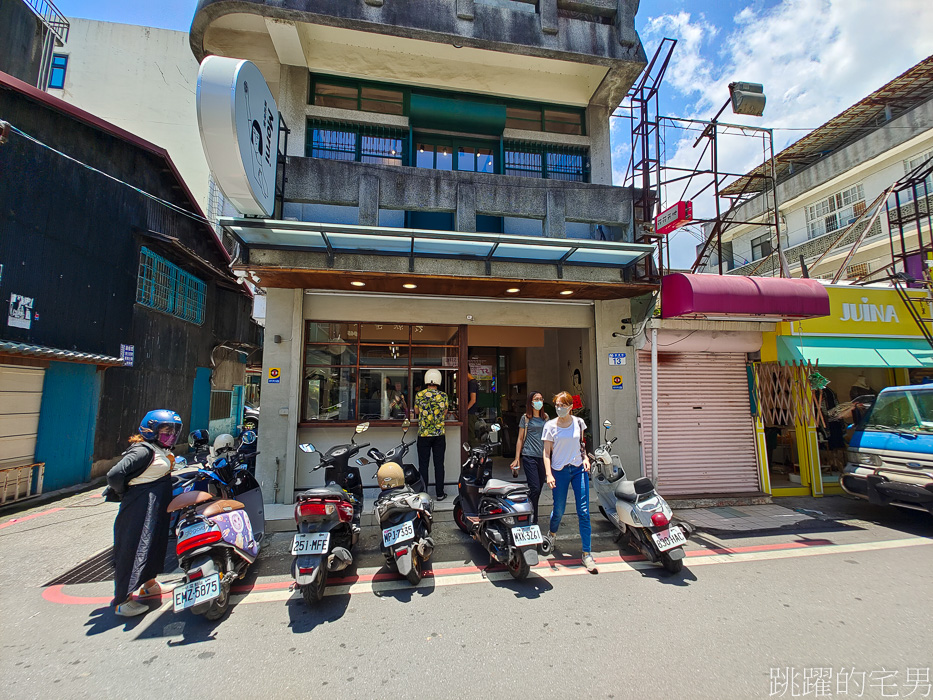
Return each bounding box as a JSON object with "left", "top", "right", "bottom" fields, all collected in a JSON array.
[{"left": 415, "top": 369, "right": 449, "bottom": 500}]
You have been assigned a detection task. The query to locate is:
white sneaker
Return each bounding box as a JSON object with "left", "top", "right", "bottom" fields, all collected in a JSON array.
[
  {"left": 115, "top": 600, "right": 149, "bottom": 617},
  {"left": 582, "top": 553, "right": 598, "bottom": 573}
]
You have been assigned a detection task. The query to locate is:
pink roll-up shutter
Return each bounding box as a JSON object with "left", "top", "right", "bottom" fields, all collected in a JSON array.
[{"left": 637, "top": 351, "right": 759, "bottom": 496}]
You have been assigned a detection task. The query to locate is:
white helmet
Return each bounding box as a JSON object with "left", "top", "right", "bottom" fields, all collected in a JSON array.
[
  {"left": 424, "top": 369, "right": 442, "bottom": 387},
  {"left": 211, "top": 433, "right": 235, "bottom": 458}
]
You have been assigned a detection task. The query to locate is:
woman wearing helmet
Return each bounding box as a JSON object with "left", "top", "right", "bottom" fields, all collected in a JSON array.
[
  {"left": 105, "top": 409, "right": 182, "bottom": 616},
  {"left": 414, "top": 369, "right": 449, "bottom": 500}
]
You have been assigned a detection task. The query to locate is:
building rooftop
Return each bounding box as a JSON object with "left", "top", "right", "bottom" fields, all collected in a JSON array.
[{"left": 723, "top": 54, "right": 933, "bottom": 196}]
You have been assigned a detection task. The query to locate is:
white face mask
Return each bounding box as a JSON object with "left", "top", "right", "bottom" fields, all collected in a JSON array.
[
  {"left": 532, "top": 400, "right": 543, "bottom": 410},
  {"left": 556, "top": 406, "right": 571, "bottom": 418}
]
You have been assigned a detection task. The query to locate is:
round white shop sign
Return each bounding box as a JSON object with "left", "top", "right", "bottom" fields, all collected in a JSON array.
[{"left": 197, "top": 56, "right": 278, "bottom": 217}]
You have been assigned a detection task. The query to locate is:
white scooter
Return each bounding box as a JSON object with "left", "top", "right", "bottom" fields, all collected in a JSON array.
[{"left": 590, "top": 420, "right": 693, "bottom": 573}]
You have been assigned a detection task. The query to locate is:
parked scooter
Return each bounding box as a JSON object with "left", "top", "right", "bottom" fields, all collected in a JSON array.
[
  {"left": 166, "top": 486, "right": 262, "bottom": 620},
  {"left": 370, "top": 461, "right": 435, "bottom": 584},
  {"left": 169, "top": 432, "right": 265, "bottom": 540},
  {"left": 291, "top": 423, "right": 369, "bottom": 605},
  {"left": 590, "top": 420, "right": 692, "bottom": 573},
  {"left": 452, "top": 424, "right": 540, "bottom": 580},
  {"left": 362, "top": 419, "right": 425, "bottom": 492}
]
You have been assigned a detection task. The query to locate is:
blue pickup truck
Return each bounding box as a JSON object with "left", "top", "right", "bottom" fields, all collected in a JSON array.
[{"left": 841, "top": 384, "right": 933, "bottom": 515}]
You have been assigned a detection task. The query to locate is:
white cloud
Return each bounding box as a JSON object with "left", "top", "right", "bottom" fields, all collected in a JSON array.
[{"left": 631, "top": 0, "right": 933, "bottom": 268}]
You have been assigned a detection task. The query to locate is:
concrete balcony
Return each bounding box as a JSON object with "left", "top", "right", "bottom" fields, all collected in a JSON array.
[
  {"left": 190, "top": 0, "right": 645, "bottom": 108},
  {"left": 283, "top": 156, "right": 634, "bottom": 239}
]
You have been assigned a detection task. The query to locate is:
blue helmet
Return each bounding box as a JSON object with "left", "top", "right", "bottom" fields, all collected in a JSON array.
[{"left": 139, "top": 409, "right": 183, "bottom": 448}]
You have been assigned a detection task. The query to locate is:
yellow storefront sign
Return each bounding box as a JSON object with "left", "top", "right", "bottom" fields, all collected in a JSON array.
[{"left": 784, "top": 286, "right": 928, "bottom": 337}]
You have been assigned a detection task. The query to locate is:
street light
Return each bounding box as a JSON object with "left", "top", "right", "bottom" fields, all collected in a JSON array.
[{"left": 729, "top": 82, "right": 767, "bottom": 117}]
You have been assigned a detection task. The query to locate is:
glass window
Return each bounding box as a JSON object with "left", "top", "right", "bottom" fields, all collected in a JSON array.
[
  {"left": 506, "top": 106, "right": 541, "bottom": 131},
  {"left": 417, "top": 143, "right": 435, "bottom": 168},
  {"left": 436, "top": 145, "right": 453, "bottom": 171},
  {"left": 314, "top": 82, "right": 358, "bottom": 110},
  {"left": 309, "top": 127, "right": 356, "bottom": 161},
  {"left": 303, "top": 321, "right": 461, "bottom": 422},
  {"left": 307, "top": 121, "right": 406, "bottom": 164},
  {"left": 543, "top": 108, "right": 583, "bottom": 135},
  {"left": 359, "top": 370, "right": 410, "bottom": 420},
  {"left": 751, "top": 234, "right": 772, "bottom": 261},
  {"left": 360, "top": 86, "right": 404, "bottom": 115},
  {"left": 546, "top": 151, "right": 586, "bottom": 182},
  {"left": 476, "top": 148, "right": 495, "bottom": 174},
  {"left": 413, "top": 369, "right": 460, "bottom": 420},
  {"left": 457, "top": 146, "right": 476, "bottom": 172},
  {"left": 48, "top": 54, "right": 68, "bottom": 90},
  {"left": 136, "top": 247, "right": 205, "bottom": 325},
  {"left": 361, "top": 134, "right": 403, "bottom": 166},
  {"left": 304, "top": 367, "right": 357, "bottom": 421}
]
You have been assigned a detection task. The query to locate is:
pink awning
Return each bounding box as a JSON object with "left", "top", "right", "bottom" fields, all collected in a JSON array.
[{"left": 661, "top": 273, "right": 830, "bottom": 320}]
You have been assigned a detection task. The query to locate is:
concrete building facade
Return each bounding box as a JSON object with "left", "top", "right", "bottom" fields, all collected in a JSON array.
[
  {"left": 698, "top": 56, "right": 933, "bottom": 283},
  {"left": 190, "top": 0, "right": 656, "bottom": 506}
]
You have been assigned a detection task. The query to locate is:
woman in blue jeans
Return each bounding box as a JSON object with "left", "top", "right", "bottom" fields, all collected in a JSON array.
[
  {"left": 542, "top": 391, "right": 596, "bottom": 572},
  {"left": 509, "top": 391, "right": 547, "bottom": 524}
]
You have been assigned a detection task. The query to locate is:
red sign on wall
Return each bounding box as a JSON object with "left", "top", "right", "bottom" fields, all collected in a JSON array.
[{"left": 655, "top": 201, "right": 693, "bottom": 235}]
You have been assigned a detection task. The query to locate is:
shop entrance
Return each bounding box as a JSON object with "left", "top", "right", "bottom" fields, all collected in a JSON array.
[{"left": 466, "top": 325, "right": 594, "bottom": 479}]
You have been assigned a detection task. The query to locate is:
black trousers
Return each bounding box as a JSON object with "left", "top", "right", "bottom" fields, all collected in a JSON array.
[
  {"left": 112, "top": 476, "right": 172, "bottom": 605},
  {"left": 417, "top": 435, "right": 447, "bottom": 496},
  {"left": 522, "top": 455, "right": 547, "bottom": 525}
]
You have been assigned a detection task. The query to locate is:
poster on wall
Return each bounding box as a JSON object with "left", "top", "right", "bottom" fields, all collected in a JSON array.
[
  {"left": 7, "top": 294, "right": 33, "bottom": 329},
  {"left": 469, "top": 363, "right": 494, "bottom": 380}
]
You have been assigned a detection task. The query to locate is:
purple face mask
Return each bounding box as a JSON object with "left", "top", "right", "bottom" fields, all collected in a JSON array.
[{"left": 157, "top": 431, "right": 179, "bottom": 448}]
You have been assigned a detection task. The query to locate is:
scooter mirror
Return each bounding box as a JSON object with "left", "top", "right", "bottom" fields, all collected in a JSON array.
[
  {"left": 355, "top": 422, "right": 370, "bottom": 434},
  {"left": 603, "top": 420, "right": 612, "bottom": 428},
  {"left": 240, "top": 430, "right": 257, "bottom": 445},
  {"left": 174, "top": 456, "right": 188, "bottom": 468},
  {"left": 402, "top": 418, "right": 411, "bottom": 430},
  {"left": 462, "top": 442, "right": 471, "bottom": 453},
  {"left": 490, "top": 424, "right": 501, "bottom": 433},
  {"left": 356, "top": 457, "right": 370, "bottom": 466},
  {"left": 298, "top": 443, "right": 316, "bottom": 453}
]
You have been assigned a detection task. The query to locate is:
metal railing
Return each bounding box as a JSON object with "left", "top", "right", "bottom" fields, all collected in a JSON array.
[
  {"left": 727, "top": 217, "right": 883, "bottom": 277},
  {"left": 1, "top": 463, "right": 45, "bottom": 505},
  {"left": 23, "top": 0, "right": 69, "bottom": 44}
]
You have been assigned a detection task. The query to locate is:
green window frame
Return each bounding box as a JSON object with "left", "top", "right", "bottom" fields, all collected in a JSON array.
[
  {"left": 309, "top": 73, "right": 585, "bottom": 136},
  {"left": 306, "top": 120, "right": 407, "bottom": 165},
  {"left": 136, "top": 247, "right": 205, "bottom": 325}
]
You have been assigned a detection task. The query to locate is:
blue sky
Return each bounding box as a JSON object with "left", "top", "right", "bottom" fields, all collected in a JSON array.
[{"left": 57, "top": 0, "right": 933, "bottom": 267}]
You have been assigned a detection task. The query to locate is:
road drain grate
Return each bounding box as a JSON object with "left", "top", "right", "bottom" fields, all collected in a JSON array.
[{"left": 45, "top": 548, "right": 114, "bottom": 586}]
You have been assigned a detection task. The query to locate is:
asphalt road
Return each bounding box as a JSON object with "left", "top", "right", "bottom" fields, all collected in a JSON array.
[{"left": 1, "top": 489, "right": 932, "bottom": 700}]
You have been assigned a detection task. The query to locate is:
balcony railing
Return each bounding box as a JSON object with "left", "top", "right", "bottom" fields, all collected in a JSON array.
[
  {"left": 727, "top": 217, "right": 884, "bottom": 277},
  {"left": 23, "top": 0, "right": 69, "bottom": 44}
]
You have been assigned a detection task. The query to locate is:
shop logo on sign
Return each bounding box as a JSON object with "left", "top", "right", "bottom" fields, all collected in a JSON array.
[{"left": 839, "top": 297, "right": 899, "bottom": 324}]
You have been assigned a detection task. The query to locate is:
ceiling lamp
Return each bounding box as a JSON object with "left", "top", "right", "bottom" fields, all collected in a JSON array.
[
  {"left": 560, "top": 290, "right": 574, "bottom": 296},
  {"left": 506, "top": 288, "right": 520, "bottom": 293},
  {"left": 403, "top": 283, "right": 417, "bottom": 289},
  {"left": 350, "top": 281, "right": 365, "bottom": 287}
]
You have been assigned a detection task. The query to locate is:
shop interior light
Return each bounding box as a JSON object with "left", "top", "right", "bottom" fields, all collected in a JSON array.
[
  {"left": 560, "top": 290, "right": 574, "bottom": 296},
  {"left": 350, "top": 281, "right": 366, "bottom": 287},
  {"left": 403, "top": 283, "right": 417, "bottom": 289},
  {"left": 506, "top": 288, "right": 520, "bottom": 293}
]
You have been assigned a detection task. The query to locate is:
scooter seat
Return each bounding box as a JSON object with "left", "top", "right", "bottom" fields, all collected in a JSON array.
[
  {"left": 615, "top": 477, "right": 655, "bottom": 502},
  {"left": 480, "top": 479, "right": 529, "bottom": 497},
  {"left": 167, "top": 490, "right": 213, "bottom": 513},
  {"left": 200, "top": 499, "right": 245, "bottom": 517},
  {"left": 297, "top": 484, "right": 350, "bottom": 501}
]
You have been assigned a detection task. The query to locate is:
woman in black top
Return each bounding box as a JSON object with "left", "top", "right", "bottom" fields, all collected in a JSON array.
[{"left": 510, "top": 391, "right": 548, "bottom": 524}]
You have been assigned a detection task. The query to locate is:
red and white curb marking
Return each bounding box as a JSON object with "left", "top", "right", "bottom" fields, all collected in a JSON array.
[{"left": 41, "top": 536, "right": 932, "bottom": 607}]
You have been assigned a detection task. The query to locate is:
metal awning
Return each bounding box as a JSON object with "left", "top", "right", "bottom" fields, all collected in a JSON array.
[
  {"left": 220, "top": 218, "right": 655, "bottom": 277},
  {"left": 778, "top": 336, "right": 933, "bottom": 368},
  {"left": 0, "top": 341, "right": 123, "bottom": 366},
  {"left": 661, "top": 273, "right": 830, "bottom": 320}
]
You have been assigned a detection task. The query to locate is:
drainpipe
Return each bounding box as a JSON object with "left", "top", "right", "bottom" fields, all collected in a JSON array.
[{"left": 651, "top": 326, "right": 659, "bottom": 483}]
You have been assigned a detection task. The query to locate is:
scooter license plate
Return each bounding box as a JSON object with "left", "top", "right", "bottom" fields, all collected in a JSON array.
[
  {"left": 382, "top": 521, "right": 415, "bottom": 548},
  {"left": 178, "top": 521, "right": 210, "bottom": 541},
  {"left": 173, "top": 573, "right": 220, "bottom": 612},
  {"left": 511, "top": 525, "right": 543, "bottom": 546},
  {"left": 291, "top": 532, "right": 330, "bottom": 556},
  {"left": 651, "top": 525, "right": 687, "bottom": 552}
]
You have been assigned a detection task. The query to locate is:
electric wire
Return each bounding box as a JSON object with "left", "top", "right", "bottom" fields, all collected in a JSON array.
[{"left": 3, "top": 120, "right": 213, "bottom": 227}]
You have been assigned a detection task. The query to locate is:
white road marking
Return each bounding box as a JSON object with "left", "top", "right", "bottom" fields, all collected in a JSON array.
[{"left": 220, "top": 536, "right": 933, "bottom": 605}]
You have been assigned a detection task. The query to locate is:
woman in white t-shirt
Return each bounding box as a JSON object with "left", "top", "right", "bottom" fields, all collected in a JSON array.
[{"left": 542, "top": 391, "right": 596, "bottom": 572}]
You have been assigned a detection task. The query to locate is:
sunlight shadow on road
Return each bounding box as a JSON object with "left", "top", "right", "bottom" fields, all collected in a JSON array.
[
  {"left": 490, "top": 572, "right": 554, "bottom": 599},
  {"left": 84, "top": 605, "right": 149, "bottom": 636},
  {"left": 286, "top": 592, "right": 352, "bottom": 633}
]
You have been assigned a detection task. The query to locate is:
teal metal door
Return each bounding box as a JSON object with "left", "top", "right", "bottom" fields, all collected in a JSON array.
[
  {"left": 190, "top": 367, "right": 212, "bottom": 434},
  {"left": 34, "top": 362, "right": 101, "bottom": 491}
]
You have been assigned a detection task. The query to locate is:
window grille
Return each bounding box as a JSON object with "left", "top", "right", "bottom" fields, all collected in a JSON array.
[
  {"left": 504, "top": 142, "right": 589, "bottom": 182},
  {"left": 136, "top": 247, "right": 205, "bottom": 324},
  {"left": 846, "top": 262, "right": 870, "bottom": 280},
  {"left": 805, "top": 184, "right": 865, "bottom": 240},
  {"left": 306, "top": 120, "right": 405, "bottom": 166},
  {"left": 209, "top": 390, "right": 233, "bottom": 421}
]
